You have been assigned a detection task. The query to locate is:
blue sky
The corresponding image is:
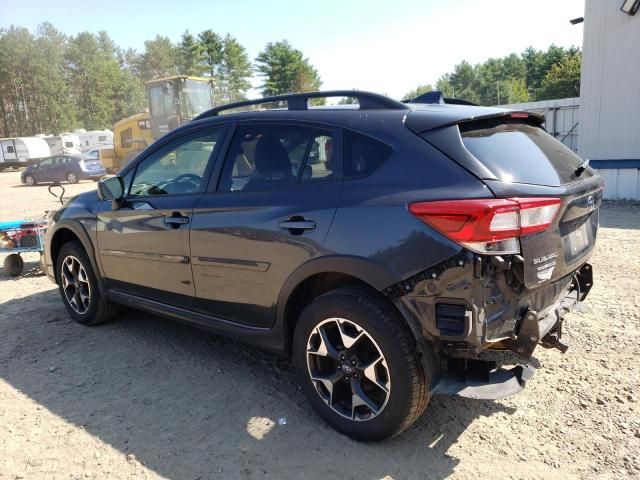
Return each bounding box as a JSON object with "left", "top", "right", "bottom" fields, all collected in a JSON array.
[{"left": 2, "top": 0, "right": 585, "bottom": 98}]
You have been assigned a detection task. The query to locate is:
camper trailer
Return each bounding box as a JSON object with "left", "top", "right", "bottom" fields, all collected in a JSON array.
[
  {"left": 0, "top": 137, "right": 50, "bottom": 169},
  {"left": 76, "top": 130, "right": 114, "bottom": 152},
  {"left": 42, "top": 134, "right": 81, "bottom": 156}
]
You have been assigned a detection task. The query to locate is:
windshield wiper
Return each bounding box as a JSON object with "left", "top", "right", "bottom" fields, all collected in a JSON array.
[{"left": 574, "top": 159, "right": 589, "bottom": 177}]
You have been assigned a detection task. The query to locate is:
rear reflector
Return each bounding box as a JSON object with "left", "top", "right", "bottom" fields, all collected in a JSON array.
[{"left": 409, "top": 197, "right": 561, "bottom": 254}]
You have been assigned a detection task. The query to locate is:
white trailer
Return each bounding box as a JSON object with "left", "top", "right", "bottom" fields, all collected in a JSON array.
[
  {"left": 76, "top": 130, "right": 114, "bottom": 152},
  {"left": 0, "top": 137, "right": 51, "bottom": 169},
  {"left": 42, "top": 134, "right": 82, "bottom": 156}
]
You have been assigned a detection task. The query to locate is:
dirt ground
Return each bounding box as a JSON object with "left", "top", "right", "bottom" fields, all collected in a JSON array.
[{"left": 0, "top": 169, "right": 638, "bottom": 480}]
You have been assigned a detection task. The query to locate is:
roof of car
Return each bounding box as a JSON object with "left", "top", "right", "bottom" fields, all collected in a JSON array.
[{"left": 189, "top": 90, "right": 543, "bottom": 134}]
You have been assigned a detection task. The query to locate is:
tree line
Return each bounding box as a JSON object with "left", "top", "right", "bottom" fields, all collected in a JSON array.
[
  {"left": 0, "top": 23, "right": 321, "bottom": 138},
  {"left": 403, "top": 45, "right": 582, "bottom": 106},
  {"left": 1, "top": 22, "right": 581, "bottom": 139}
]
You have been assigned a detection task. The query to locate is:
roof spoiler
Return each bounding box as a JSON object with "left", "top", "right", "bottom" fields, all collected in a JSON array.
[{"left": 405, "top": 90, "right": 478, "bottom": 106}]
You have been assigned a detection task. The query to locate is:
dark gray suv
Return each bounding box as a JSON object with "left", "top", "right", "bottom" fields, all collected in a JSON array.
[{"left": 44, "top": 91, "right": 602, "bottom": 440}]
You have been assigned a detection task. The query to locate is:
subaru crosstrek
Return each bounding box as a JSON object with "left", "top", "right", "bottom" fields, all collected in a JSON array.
[{"left": 43, "top": 90, "right": 602, "bottom": 440}]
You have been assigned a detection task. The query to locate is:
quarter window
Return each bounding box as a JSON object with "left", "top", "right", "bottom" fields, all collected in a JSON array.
[
  {"left": 129, "top": 131, "right": 223, "bottom": 197},
  {"left": 343, "top": 130, "right": 392, "bottom": 177}
]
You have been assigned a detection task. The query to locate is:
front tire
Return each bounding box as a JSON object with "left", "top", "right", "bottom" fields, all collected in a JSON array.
[
  {"left": 24, "top": 174, "right": 36, "bottom": 186},
  {"left": 56, "top": 241, "right": 118, "bottom": 325},
  {"left": 66, "top": 172, "right": 78, "bottom": 184},
  {"left": 293, "top": 287, "right": 430, "bottom": 440}
]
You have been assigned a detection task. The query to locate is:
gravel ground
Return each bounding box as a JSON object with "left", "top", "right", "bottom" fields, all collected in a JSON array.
[{"left": 0, "top": 170, "right": 638, "bottom": 480}]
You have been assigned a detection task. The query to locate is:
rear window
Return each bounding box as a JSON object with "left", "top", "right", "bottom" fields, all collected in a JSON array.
[{"left": 459, "top": 120, "right": 592, "bottom": 186}]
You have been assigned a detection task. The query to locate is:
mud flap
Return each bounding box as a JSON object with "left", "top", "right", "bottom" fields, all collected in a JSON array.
[{"left": 430, "top": 364, "right": 535, "bottom": 400}]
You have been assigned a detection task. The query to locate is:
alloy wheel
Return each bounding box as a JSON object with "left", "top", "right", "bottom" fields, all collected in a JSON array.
[
  {"left": 67, "top": 172, "right": 77, "bottom": 183},
  {"left": 25, "top": 175, "right": 34, "bottom": 186},
  {"left": 306, "top": 318, "right": 391, "bottom": 421},
  {"left": 61, "top": 255, "right": 91, "bottom": 314}
]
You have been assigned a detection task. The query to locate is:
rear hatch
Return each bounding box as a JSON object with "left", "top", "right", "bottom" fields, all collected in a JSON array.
[{"left": 407, "top": 110, "right": 604, "bottom": 288}]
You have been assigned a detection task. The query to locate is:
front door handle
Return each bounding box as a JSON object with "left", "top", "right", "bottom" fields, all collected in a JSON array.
[
  {"left": 164, "top": 212, "right": 190, "bottom": 228},
  {"left": 279, "top": 217, "right": 316, "bottom": 233}
]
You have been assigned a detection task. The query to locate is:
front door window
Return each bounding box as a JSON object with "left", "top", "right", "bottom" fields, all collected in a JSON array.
[{"left": 129, "top": 132, "right": 223, "bottom": 197}]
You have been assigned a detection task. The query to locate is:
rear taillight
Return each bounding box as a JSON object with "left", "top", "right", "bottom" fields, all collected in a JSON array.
[{"left": 408, "top": 197, "right": 561, "bottom": 254}]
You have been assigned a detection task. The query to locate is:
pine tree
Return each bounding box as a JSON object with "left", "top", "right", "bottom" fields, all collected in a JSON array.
[
  {"left": 198, "top": 30, "right": 223, "bottom": 78},
  {"left": 254, "top": 40, "right": 321, "bottom": 97},
  {"left": 178, "top": 30, "right": 204, "bottom": 76},
  {"left": 138, "top": 35, "right": 178, "bottom": 81}
]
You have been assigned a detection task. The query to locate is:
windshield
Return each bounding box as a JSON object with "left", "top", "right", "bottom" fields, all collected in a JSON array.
[
  {"left": 149, "top": 84, "right": 177, "bottom": 116},
  {"left": 180, "top": 80, "right": 213, "bottom": 117}
]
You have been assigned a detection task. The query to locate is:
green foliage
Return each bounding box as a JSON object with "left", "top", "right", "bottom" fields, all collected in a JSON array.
[
  {"left": 538, "top": 55, "right": 581, "bottom": 100},
  {"left": 178, "top": 31, "right": 205, "bottom": 76},
  {"left": 255, "top": 40, "right": 322, "bottom": 98},
  {"left": 407, "top": 45, "right": 580, "bottom": 106},
  {"left": 138, "top": 35, "right": 178, "bottom": 81},
  {"left": 218, "top": 34, "right": 252, "bottom": 103},
  {"left": 0, "top": 24, "right": 319, "bottom": 135},
  {"left": 198, "top": 30, "right": 223, "bottom": 78}
]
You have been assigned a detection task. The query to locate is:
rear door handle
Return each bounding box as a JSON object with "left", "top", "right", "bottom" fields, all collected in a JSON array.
[
  {"left": 279, "top": 217, "right": 316, "bottom": 232},
  {"left": 164, "top": 212, "right": 190, "bottom": 228}
]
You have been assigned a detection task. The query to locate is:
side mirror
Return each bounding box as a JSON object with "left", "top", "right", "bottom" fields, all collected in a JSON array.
[{"left": 97, "top": 176, "right": 125, "bottom": 207}]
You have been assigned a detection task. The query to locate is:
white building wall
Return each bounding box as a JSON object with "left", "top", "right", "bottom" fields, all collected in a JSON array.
[
  {"left": 579, "top": 1, "right": 640, "bottom": 200},
  {"left": 579, "top": 1, "right": 640, "bottom": 160}
]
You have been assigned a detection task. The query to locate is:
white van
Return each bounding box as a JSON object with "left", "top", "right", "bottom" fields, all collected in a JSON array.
[{"left": 0, "top": 137, "right": 51, "bottom": 169}]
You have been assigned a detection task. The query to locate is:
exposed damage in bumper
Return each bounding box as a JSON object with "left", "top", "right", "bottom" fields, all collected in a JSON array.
[{"left": 387, "top": 253, "right": 594, "bottom": 400}]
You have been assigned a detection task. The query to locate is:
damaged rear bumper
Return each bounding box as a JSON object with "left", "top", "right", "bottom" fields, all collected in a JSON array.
[
  {"left": 430, "top": 363, "right": 535, "bottom": 400},
  {"left": 393, "top": 257, "right": 594, "bottom": 400}
]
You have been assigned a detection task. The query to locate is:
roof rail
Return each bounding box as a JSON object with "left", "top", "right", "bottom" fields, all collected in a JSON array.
[
  {"left": 405, "top": 90, "right": 478, "bottom": 106},
  {"left": 193, "top": 90, "right": 408, "bottom": 120}
]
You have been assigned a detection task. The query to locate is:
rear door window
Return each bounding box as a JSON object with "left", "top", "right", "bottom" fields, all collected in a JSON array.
[
  {"left": 459, "top": 120, "right": 592, "bottom": 186},
  {"left": 218, "top": 124, "right": 315, "bottom": 192}
]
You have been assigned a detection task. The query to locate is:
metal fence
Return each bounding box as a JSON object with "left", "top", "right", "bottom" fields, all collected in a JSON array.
[{"left": 498, "top": 98, "right": 580, "bottom": 152}]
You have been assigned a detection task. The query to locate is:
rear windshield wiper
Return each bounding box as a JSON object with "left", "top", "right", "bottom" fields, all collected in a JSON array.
[{"left": 574, "top": 159, "right": 590, "bottom": 177}]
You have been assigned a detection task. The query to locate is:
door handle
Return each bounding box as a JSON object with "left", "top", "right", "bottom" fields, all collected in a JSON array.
[
  {"left": 164, "top": 212, "right": 190, "bottom": 228},
  {"left": 279, "top": 217, "right": 316, "bottom": 233}
]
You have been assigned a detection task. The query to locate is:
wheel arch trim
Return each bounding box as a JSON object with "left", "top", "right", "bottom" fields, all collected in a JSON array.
[
  {"left": 275, "top": 256, "right": 404, "bottom": 343},
  {"left": 48, "top": 220, "right": 103, "bottom": 288}
]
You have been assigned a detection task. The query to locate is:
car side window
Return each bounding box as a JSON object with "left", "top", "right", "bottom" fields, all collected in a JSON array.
[
  {"left": 299, "top": 129, "right": 335, "bottom": 183},
  {"left": 343, "top": 130, "right": 392, "bottom": 178},
  {"left": 129, "top": 130, "right": 223, "bottom": 197},
  {"left": 218, "top": 124, "right": 315, "bottom": 192},
  {"left": 39, "top": 158, "right": 53, "bottom": 166}
]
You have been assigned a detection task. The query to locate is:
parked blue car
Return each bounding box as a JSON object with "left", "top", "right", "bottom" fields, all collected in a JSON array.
[{"left": 21, "top": 155, "right": 106, "bottom": 185}]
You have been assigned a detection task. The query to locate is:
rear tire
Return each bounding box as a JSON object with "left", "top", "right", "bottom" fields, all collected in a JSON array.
[
  {"left": 56, "top": 241, "right": 119, "bottom": 325},
  {"left": 3, "top": 254, "right": 24, "bottom": 276},
  {"left": 66, "top": 172, "right": 78, "bottom": 184},
  {"left": 292, "top": 286, "right": 430, "bottom": 441}
]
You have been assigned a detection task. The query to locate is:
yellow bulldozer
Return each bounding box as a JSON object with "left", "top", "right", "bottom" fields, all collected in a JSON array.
[{"left": 100, "top": 75, "right": 215, "bottom": 173}]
